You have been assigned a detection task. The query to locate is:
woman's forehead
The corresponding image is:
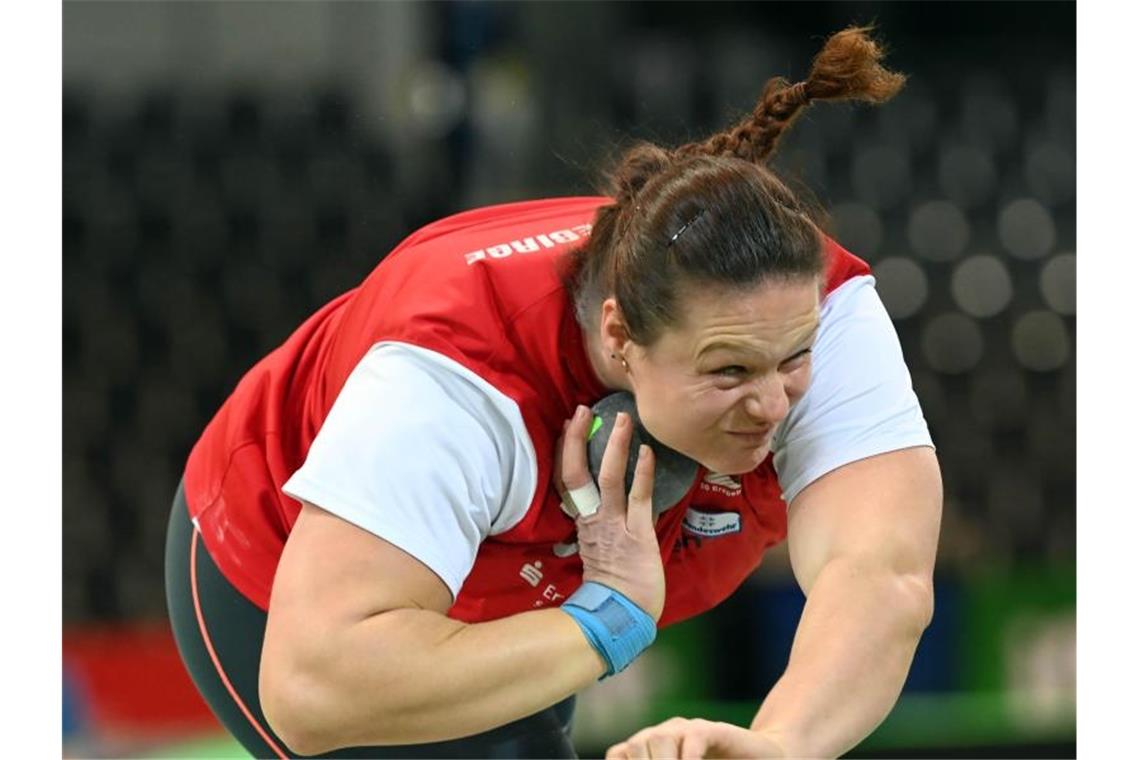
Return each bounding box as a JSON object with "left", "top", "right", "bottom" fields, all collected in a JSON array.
[
  {"left": 681, "top": 278, "right": 819, "bottom": 327},
  {"left": 669, "top": 279, "right": 820, "bottom": 356}
]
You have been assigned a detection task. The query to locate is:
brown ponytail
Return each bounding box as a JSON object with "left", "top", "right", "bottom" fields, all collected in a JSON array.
[
  {"left": 564, "top": 26, "right": 906, "bottom": 345},
  {"left": 675, "top": 25, "right": 906, "bottom": 163}
]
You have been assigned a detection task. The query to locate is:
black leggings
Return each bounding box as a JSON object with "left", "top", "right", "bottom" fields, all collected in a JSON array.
[{"left": 164, "top": 480, "right": 578, "bottom": 759}]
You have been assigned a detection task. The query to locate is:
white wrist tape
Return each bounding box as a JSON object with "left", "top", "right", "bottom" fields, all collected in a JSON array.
[{"left": 566, "top": 480, "right": 602, "bottom": 517}]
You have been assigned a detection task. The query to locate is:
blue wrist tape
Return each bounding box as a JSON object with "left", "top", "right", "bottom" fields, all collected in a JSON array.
[{"left": 561, "top": 581, "right": 657, "bottom": 679}]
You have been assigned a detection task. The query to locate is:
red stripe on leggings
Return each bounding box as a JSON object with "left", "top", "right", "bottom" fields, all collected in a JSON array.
[{"left": 191, "top": 528, "right": 290, "bottom": 759}]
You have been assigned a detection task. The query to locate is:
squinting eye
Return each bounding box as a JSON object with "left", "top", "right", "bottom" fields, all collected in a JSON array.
[
  {"left": 779, "top": 350, "right": 812, "bottom": 372},
  {"left": 714, "top": 365, "right": 748, "bottom": 377}
]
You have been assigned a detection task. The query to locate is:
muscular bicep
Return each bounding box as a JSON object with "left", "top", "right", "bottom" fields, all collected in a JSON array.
[
  {"left": 262, "top": 500, "right": 454, "bottom": 693},
  {"left": 269, "top": 501, "right": 453, "bottom": 631},
  {"left": 772, "top": 274, "right": 941, "bottom": 594},
  {"left": 259, "top": 500, "right": 456, "bottom": 737},
  {"left": 786, "top": 446, "right": 943, "bottom": 596}
]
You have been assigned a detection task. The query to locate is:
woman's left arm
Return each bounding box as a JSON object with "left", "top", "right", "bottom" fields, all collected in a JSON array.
[
  {"left": 604, "top": 446, "right": 942, "bottom": 760},
  {"left": 748, "top": 444, "right": 943, "bottom": 758}
]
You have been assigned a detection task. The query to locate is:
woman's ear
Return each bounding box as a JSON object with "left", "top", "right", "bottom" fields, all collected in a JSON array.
[{"left": 598, "top": 297, "right": 633, "bottom": 357}]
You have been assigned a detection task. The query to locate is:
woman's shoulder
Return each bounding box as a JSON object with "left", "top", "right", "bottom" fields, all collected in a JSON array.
[{"left": 822, "top": 236, "right": 872, "bottom": 295}]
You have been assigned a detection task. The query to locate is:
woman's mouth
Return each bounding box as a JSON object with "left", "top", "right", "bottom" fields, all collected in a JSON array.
[{"left": 726, "top": 427, "right": 773, "bottom": 446}]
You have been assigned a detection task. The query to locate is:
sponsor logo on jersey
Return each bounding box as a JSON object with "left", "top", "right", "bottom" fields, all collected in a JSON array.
[
  {"left": 701, "top": 472, "right": 742, "bottom": 496},
  {"left": 682, "top": 508, "right": 742, "bottom": 538},
  {"left": 674, "top": 531, "right": 704, "bottom": 554},
  {"left": 464, "top": 224, "right": 593, "bottom": 265},
  {"left": 519, "top": 560, "right": 544, "bottom": 587}
]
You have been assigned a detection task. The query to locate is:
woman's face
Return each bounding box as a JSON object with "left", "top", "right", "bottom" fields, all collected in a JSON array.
[{"left": 625, "top": 278, "right": 820, "bottom": 475}]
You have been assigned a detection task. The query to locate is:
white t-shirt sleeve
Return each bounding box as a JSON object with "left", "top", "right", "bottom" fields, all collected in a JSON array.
[
  {"left": 282, "top": 342, "right": 538, "bottom": 600},
  {"left": 771, "top": 274, "right": 934, "bottom": 505}
]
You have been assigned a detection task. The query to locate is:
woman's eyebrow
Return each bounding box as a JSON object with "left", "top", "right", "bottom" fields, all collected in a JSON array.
[
  {"left": 789, "top": 324, "right": 820, "bottom": 354},
  {"left": 696, "top": 323, "right": 820, "bottom": 364},
  {"left": 771, "top": 323, "right": 821, "bottom": 361},
  {"left": 695, "top": 339, "right": 753, "bottom": 360},
  {"left": 781, "top": 346, "right": 813, "bottom": 363}
]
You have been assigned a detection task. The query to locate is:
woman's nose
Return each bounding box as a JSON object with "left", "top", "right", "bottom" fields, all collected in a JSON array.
[{"left": 743, "top": 374, "right": 790, "bottom": 424}]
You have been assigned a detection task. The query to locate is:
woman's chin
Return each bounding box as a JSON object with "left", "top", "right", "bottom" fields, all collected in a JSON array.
[{"left": 699, "top": 445, "right": 771, "bottom": 475}]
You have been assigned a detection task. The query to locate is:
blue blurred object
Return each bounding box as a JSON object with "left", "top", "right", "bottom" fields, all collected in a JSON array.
[
  {"left": 62, "top": 664, "right": 89, "bottom": 740},
  {"left": 717, "top": 576, "right": 961, "bottom": 696},
  {"left": 902, "top": 576, "right": 960, "bottom": 692}
]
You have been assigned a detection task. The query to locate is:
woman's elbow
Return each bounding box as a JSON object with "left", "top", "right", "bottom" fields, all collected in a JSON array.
[
  {"left": 893, "top": 571, "right": 936, "bottom": 637},
  {"left": 260, "top": 658, "right": 342, "bottom": 756}
]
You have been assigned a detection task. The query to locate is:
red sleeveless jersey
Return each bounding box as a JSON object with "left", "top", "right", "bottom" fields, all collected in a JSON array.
[{"left": 183, "top": 196, "right": 870, "bottom": 627}]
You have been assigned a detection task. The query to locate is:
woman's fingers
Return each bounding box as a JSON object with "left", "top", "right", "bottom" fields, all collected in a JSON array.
[
  {"left": 560, "top": 405, "right": 592, "bottom": 491},
  {"left": 570, "top": 407, "right": 666, "bottom": 619},
  {"left": 595, "top": 412, "right": 633, "bottom": 517},
  {"left": 626, "top": 444, "right": 655, "bottom": 533}
]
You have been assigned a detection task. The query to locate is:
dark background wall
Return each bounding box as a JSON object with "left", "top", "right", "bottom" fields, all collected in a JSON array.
[
  {"left": 62, "top": 2, "right": 1075, "bottom": 754},
  {"left": 63, "top": 0, "right": 1075, "bottom": 620}
]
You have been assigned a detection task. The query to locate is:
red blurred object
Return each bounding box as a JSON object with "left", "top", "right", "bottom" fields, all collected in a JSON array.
[{"left": 62, "top": 620, "right": 220, "bottom": 739}]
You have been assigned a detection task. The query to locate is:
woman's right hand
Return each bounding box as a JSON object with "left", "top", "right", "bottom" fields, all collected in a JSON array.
[{"left": 558, "top": 404, "right": 666, "bottom": 622}]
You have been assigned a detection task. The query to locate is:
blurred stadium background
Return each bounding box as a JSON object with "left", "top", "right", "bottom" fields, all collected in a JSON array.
[{"left": 62, "top": 1, "right": 1075, "bottom": 757}]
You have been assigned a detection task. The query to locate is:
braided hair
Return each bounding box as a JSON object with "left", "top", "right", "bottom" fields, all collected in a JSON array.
[{"left": 563, "top": 26, "right": 905, "bottom": 346}]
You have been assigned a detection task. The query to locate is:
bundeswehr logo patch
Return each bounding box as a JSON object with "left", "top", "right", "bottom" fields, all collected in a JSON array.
[{"left": 682, "top": 508, "right": 742, "bottom": 538}]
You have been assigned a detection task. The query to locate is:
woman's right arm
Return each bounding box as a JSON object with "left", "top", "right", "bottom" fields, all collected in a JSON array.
[
  {"left": 260, "top": 407, "right": 662, "bottom": 755},
  {"left": 259, "top": 502, "right": 604, "bottom": 755}
]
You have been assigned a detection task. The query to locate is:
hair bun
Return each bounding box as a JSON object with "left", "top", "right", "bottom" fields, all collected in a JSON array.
[{"left": 610, "top": 143, "right": 672, "bottom": 206}]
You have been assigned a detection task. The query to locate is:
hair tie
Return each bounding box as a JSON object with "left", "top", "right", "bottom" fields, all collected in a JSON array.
[{"left": 788, "top": 81, "right": 810, "bottom": 105}]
